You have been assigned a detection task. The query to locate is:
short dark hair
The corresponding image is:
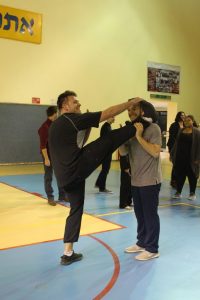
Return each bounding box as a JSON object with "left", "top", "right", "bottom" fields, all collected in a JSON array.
[
  {"left": 127, "top": 99, "right": 158, "bottom": 122},
  {"left": 46, "top": 106, "right": 57, "bottom": 117},
  {"left": 175, "top": 111, "right": 185, "bottom": 122},
  {"left": 57, "top": 90, "right": 77, "bottom": 110},
  {"left": 140, "top": 100, "right": 158, "bottom": 123}
]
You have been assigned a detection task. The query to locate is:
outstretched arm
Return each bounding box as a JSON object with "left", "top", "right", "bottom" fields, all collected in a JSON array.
[{"left": 100, "top": 98, "right": 141, "bottom": 123}]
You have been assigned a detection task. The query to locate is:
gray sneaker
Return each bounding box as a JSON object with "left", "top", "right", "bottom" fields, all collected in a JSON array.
[
  {"left": 172, "top": 193, "right": 182, "bottom": 199},
  {"left": 124, "top": 206, "right": 133, "bottom": 210},
  {"left": 135, "top": 251, "right": 159, "bottom": 261},
  {"left": 125, "top": 244, "right": 145, "bottom": 253},
  {"left": 188, "top": 194, "right": 196, "bottom": 201}
]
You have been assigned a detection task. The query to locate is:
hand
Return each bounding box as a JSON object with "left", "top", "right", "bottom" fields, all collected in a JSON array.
[
  {"left": 124, "top": 168, "right": 131, "bottom": 176},
  {"left": 44, "top": 158, "right": 51, "bottom": 166},
  {"left": 128, "top": 97, "right": 142, "bottom": 106},
  {"left": 134, "top": 122, "right": 144, "bottom": 138}
]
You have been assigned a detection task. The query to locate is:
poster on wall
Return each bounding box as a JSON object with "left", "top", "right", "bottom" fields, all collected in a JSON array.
[{"left": 147, "top": 62, "right": 180, "bottom": 94}]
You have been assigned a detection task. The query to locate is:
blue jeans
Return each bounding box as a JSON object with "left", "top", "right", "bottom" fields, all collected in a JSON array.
[
  {"left": 131, "top": 184, "right": 161, "bottom": 253},
  {"left": 43, "top": 160, "right": 66, "bottom": 200}
]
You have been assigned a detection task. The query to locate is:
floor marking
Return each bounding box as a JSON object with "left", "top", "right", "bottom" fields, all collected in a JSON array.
[
  {"left": 89, "top": 235, "right": 120, "bottom": 300},
  {"left": 0, "top": 182, "right": 123, "bottom": 250},
  {"left": 96, "top": 210, "right": 134, "bottom": 217},
  {"left": 96, "top": 202, "right": 200, "bottom": 217},
  {"left": 176, "top": 202, "right": 200, "bottom": 209}
]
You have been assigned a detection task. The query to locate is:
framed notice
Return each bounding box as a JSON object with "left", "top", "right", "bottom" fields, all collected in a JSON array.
[
  {"left": 147, "top": 62, "right": 180, "bottom": 94},
  {"left": 0, "top": 5, "right": 42, "bottom": 44}
]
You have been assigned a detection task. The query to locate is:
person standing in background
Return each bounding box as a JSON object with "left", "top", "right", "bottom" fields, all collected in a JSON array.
[
  {"left": 171, "top": 115, "right": 200, "bottom": 200},
  {"left": 118, "top": 103, "right": 143, "bottom": 209},
  {"left": 119, "top": 120, "right": 133, "bottom": 209},
  {"left": 119, "top": 153, "right": 132, "bottom": 209},
  {"left": 167, "top": 111, "right": 185, "bottom": 188},
  {"left": 38, "top": 106, "right": 66, "bottom": 206},
  {"left": 95, "top": 117, "right": 115, "bottom": 193},
  {"left": 118, "top": 103, "right": 144, "bottom": 209}
]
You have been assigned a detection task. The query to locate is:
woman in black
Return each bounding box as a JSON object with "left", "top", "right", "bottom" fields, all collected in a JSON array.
[
  {"left": 95, "top": 117, "right": 115, "bottom": 193},
  {"left": 119, "top": 153, "right": 132, "bottom": 209},
  {"left": 171, "top": 115, "right": 200, "bottom": 200},
  {"left": 167, "top": 111, "right": 185, "bottom": 188}
]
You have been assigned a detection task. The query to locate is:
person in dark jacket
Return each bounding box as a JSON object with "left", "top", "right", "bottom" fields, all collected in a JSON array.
[
  {"left": 95, "top": 118, "right": 115, "bottom": 193},
  {"left": 171, "top": 115, "right": 200, "bottom": 200},
  {"left": 119, "top": 153, "right": 132, "bottom": 209},
  {"left": 167, "top": 111, "right": 185, "bottom": 188}
]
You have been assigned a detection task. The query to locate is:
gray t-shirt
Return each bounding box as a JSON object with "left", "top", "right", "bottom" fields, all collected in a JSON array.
[{"left": 120, "top": 123, "right": 162, "bottom": 187}]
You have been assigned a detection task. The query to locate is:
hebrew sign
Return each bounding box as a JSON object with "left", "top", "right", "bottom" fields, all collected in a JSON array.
[{"left": 0, "top": 5, "right": 42, "bottom": 44}]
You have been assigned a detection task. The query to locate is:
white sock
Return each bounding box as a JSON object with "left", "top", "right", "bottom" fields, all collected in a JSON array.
[{"left": 64, "top": 250, "right": 73, "bottom": 256}]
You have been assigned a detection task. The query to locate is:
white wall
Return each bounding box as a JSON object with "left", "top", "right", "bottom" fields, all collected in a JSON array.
[{"left": 0, "top": 0, "right": 199, "bottom": 140}]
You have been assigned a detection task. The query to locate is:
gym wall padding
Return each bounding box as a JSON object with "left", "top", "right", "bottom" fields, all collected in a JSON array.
[{"left": 0, "top": 103, "right": 49, "bottom": 164}]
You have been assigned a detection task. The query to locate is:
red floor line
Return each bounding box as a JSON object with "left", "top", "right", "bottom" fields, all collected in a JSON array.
[{"left": 89, "top": 235, "right": 120, "bottom": 300}]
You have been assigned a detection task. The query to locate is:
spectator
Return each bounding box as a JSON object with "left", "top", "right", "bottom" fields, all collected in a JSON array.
[
  {"left": 38, "top": 106, "right": 66, "bottom": 206},
  {"left": 171, "top": 115, "right": 200, "bottom": 200},
  {"left": 167, "top": 111, "right": 185, "bottom": 188},
  {"left": 95, "top": 117, "right": 115, "bottom": 193}
]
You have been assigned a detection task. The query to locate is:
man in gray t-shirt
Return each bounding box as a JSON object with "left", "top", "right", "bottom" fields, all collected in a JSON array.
[{"left": 120, "top": 100, "right": 162, "bottom": 261}]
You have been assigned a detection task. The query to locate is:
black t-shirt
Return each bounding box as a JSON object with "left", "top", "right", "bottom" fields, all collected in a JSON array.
[
  {"left": 167, "top": 122, "right": 180, "bottom": 152},
  {"left": 49, "top": 112, "right": 101, "bottom": 187},
  {"left": 175, "top": 132, "right": 192, "bottom": 166}
]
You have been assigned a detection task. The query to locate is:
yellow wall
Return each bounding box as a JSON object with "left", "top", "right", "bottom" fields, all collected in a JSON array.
[{"left": 1, "top": 0, "right": 199, "bottom": 135}]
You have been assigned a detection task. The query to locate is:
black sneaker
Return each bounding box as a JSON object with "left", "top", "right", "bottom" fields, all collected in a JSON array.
[
  {"left": 99, "top": 189, "right": 113, "bottom": 194},
  {"left": 60, "top": 252, "right": 83, "bottom": 265},
  {"left": 170, "top": 180, "right": 177, "bottom": 189},
  {"left": 58, "top": 197, "right": 69, "bottom": 202}
]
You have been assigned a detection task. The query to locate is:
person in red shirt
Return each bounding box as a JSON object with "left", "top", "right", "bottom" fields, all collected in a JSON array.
[{"left": 38, "top": 106, "right": 66, "bottom": 206}]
